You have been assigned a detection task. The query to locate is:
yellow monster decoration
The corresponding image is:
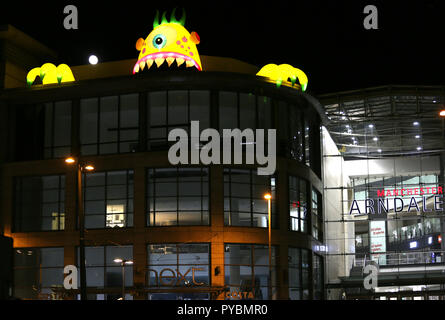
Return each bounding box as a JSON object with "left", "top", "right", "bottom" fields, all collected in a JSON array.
[
  {"left": 133, "top": 8, "right": 202, "bottom": 73},
  {"left": 256, "top": 64, "right": 308, "bottom": 91},
  {"left": 26, "top": 63, "right": 75, "bottom": 86}
]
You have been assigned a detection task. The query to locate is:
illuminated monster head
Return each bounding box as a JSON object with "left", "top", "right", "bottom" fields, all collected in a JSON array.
[{"left": 133, "top": 9, "right": 202, "bottom": 73}]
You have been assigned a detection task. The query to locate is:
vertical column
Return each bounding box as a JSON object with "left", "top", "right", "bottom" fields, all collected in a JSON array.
[
  {"left": 210, "top": 166, "right": 225, "bottom": 299},
  {"left": 277, "top": 159, "right": 289, "bottom": 299},
  {"left": 132, "top": 166, "right": 147, "bottom": 300}
]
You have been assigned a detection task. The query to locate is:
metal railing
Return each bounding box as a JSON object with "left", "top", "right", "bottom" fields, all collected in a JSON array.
[{"left": 354, "top": 251, "right": 445, "bottom": 267}]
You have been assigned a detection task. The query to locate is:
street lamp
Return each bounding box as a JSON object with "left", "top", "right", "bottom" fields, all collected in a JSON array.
[
  {"left": 114, "top": 258, "right": 133, "bottom": 300},
  {"left": 264, "top": 193, "right": 272, "bottom": 299},
  {"left": 65, "top": 156, "right": 94, "bottom": 300}
]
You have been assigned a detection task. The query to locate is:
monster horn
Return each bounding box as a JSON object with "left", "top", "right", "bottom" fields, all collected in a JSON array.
[
  {"left": 178, "top": 8, "right": 186, "bottom": 26},
  {"left": 161, "top": 11, "right": 168, "bottom": 25},
  {"left": 170, "top": 7, "right": 178, "bottom": 24},
  {"left": 153, "top": 10, "right": 160, "bottom": 29}
]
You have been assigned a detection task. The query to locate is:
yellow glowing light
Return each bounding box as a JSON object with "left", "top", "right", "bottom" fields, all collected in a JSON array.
[
  {"left": 256, "top": 64, "right": 308, "bottom": 91},
  {"left": 27, "top": 63, "right": 75, "bottom": 86},
  {"left": 133, "top": 9, "right": 202, "bottom": 73},
  {"left": 65, "top": 157, "right": 76, "bottom": 164},
  {"left": 264, "top": 193, "right": 272, "bottom": 200},
  {"left": 84, "top": 165, "right": 95, "bottom": 171},
  {"left": 439, "top": 110, "right": 445, "bottom": 117}
]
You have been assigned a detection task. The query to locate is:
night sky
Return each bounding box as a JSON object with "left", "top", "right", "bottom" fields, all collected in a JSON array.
[{"left": 1, "top": 1, "right": 444, "bottom": 94}]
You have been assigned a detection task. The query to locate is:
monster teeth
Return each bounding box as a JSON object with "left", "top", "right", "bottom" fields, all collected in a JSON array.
[
  {"left": 176, "top": 57, "right": 185, "bottom": 67},
  {"left": 186, "top": 60, "right": 194, "bottom": 68},
  {"left": 139, "top": 61, "right": 146, "bottom": 71},
  {"left": 155, "top": 58, "right": 165, "bottom": 67},
  {"left": 166, "top": 57, "right": 175, "bottom": 67},
  {"left": 134, "top": 64, "right": 140, "bottom": 73},
  {"left": 146, "top": 59, "right": 153, "bottom": 69}
]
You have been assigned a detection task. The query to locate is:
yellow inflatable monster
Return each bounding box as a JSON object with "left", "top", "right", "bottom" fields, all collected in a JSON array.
[
  {"left": 26, "top": 63, "right": 75, "bottom": 86},
  {"left": 257, "top": 64, "right": 308, "bottom": 91},
  {"left": 133, "top": 8, "right": 202, "bottom": 73}
]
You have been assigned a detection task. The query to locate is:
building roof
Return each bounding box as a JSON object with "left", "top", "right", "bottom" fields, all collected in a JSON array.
[{"left": 319, "top": 85, "right": 445, "bottom": 159}]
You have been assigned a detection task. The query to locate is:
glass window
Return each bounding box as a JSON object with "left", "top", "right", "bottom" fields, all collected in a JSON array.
[
  {"left": 147, "top": 243, "right": 210, "bottom": 293},
  {"left": 147, "top": 168, "right": 209, "bottom": 226},
  {"left": 77, "top": 245, "right": 133, "bottom": 300},
  {"left": 219, "top": 91, "right": 238, "bottom": 132},
  {"left": 80, "top": 94, "right": 139, "bottom": 155},
  {"left": 289, "top": 106, "right": 304, "bottom": 162},
  {"left": 257, "top": 96, "right": 272, "bottom": 130},
  {"left": 224, "top": 244, "right": 277, "bottom": 300},
  {"left": 304, "top": 119, "right": 310, "bottom": 167},
  {"left": 289, "top": 175, "right": 309, "bottom": 233},
  {"left": 14, "top": 175, "right": 65, "bottom": 232},
  {"left": 14, "top": 247, "right": 64, "bottom": 300},
  {"left": 289, "top": 248, "right": 312, "bottom": 300},
  {"left": 83, "top": 170, "right": 134, "bottom": 229},
  {"left": 44, "top": 101, "right": 72, "bottom": 159},
  {"left": 312, "top": 188, "right": 323, "bottom": 241},
  {"left": 224, "top": 168, "right": 277, "bottom": 228},
  {"left": 313, "top": 254, "right": 324, "bottom": 300},
  {"left": 148, "top": 90, "right": 210, "bottom": 150},
  {"left": 239, "top": 93, "right": 256, "bottom": 130}
]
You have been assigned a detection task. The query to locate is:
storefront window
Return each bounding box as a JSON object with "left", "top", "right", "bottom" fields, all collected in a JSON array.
[
  {"left": 313, "top": 254, "right": 324, "bottom": 300},
  {"left": 83, "top": 170, "right": 134, "bottom": 229},
  {"left": 14, "top": 175, "right": 65, "bottom": 232},
  {"left": 14, "top": 247, "right": 64, "bottom": 300},
  {"left": 224, "top": 244, "right": 277, "bottom": 300},
  {"left": 147, "top": 243, "right": 210, "bottom": 300},
  {"left": 147, "top": 168, "right": 209, "bottom": 226},
  {"left": 77, "top": 245, "right": 133, "bottom": 300},
  {"left": 224, "top": 168, "right": 276, "bottom": 228}
]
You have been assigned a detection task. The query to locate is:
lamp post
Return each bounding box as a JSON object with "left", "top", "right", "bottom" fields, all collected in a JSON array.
[
  {"left": 114, "top": 258, "right": 133, "bottom": 300},
  {"left": 264, "top": 193, "right": 272, "bottom": 300},
  {"left": 65, "top": 157, "right": 94, "bottom": 300}
]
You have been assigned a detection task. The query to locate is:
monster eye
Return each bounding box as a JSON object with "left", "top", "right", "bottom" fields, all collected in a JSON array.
[{"left": 153, "top": 34, "right": 167, "bottom": 49}]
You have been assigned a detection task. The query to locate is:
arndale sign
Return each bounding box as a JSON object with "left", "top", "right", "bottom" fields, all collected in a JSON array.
[{"left": 349, "top": 186, "right": 444, "bottom": 215}]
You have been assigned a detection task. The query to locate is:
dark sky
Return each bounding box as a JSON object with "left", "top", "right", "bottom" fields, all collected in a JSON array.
[{"left": 1, "top": 1, "right": 444, "bottom": 94}]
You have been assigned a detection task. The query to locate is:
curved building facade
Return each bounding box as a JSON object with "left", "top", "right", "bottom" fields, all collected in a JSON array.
[{"left": 0, "top": 28, "right": 326, "bottom": 300}]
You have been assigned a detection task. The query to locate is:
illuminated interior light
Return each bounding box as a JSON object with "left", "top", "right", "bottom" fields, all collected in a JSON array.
[
  {"left": 415, "top": 135, "right": 420, "bottom": 139},
  {"left": 413, "top": 121, "right": 420, "bottom": 126},
  {"left": 439, "top": 110, "right": 445, "bottom": 117},
  {"left": 368, "top": 124, "right": 374, "bottom": 128},
  {"left": 377, "top": 149, "right": 382, "bottom": 153},
  {"left": 416, "top": 146, "right": 422, "bottom": 151},
  {"left": 133, "top": 9, "right": 202, "bottom": 73},
  {"left": 373, "top": 137, "right": 378, "bottom": 141}
]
